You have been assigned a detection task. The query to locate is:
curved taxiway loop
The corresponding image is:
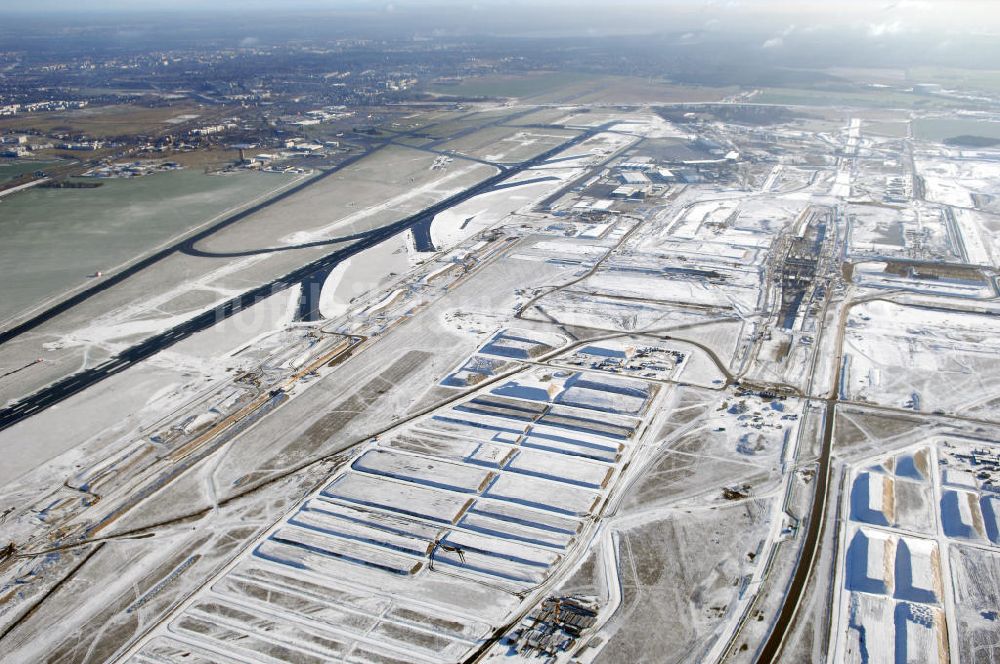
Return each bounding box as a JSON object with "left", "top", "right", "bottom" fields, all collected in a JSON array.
[
  {"left": 178, "top": 176, "right": 561, "bottom": 259},
  {"left": 0, "top": 106, "right": 548, "bottom": 348},
  {"left": 179, "top": 228, "right": 381, "bottom": 259},
  {"left": 0, "top": 123, "right": 616, "bottom": 433},
  {"left": 0, "top": 147, "right": 380, "bottom": 348}
]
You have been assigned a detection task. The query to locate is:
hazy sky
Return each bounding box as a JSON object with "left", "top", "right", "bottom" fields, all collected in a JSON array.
[
  {"left": 5, "top": 0, "right": 997, "bottom": 26},
  {"left": 1, "top": 0, "right": 995, "bottom": 75},
  {"left": 2, "top": 0, "right": 997, "bottom": 41}
]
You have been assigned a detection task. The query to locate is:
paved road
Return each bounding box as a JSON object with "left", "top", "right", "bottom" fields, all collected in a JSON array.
[{"left": 0, "top": 124, "right": 611, "bottom": 432}]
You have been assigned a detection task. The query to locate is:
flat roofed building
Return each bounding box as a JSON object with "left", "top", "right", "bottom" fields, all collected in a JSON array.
[{"left": 619, "top": 171, "right": 650, "bottom": 185}]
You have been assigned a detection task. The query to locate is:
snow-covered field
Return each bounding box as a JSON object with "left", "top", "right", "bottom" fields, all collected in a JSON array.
[
  {"left": 918, "top": 156, "right": 1000, "bottom": 209},
  {"left": 842, "top": 300, "right": 1000, "bottom": 418},
  {"left": 125, "top": 357, "right": 658, "bottom": 662}
]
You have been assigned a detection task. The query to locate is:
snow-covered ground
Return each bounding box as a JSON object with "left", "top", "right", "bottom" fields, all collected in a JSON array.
[
  {"left": 832, "top": 438, "right": 1000, "bottom": 664},
  {"left": 841, "top": 300, "right": 1000, "bottom": 417},
  {"left": 7, "top": 100, "right": 1000, "bottom": 664}
]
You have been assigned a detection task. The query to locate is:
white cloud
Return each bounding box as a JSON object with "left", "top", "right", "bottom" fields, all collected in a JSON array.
[
  {"left": 703, "top": 0, "right": 742, "bottom": 7},
  {"left": 885, "top": 0, "right": 932, "bottom": 10},
  {"left": 868, "top": 20, "right": 904, "bottom": 37},
  {"left": 762, "top": 24, "right": 794, "bottom": 49}
]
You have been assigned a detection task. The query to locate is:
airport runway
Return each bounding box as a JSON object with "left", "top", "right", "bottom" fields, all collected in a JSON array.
[
  {"left": 0, "top": 124, "right": 611, "bottom": 432},
  {"left": 0, "top": 106, "right": 543, "bottom": 347},
  {"left": 0, "top": 147, "right": 379, "bottom": 348}
]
